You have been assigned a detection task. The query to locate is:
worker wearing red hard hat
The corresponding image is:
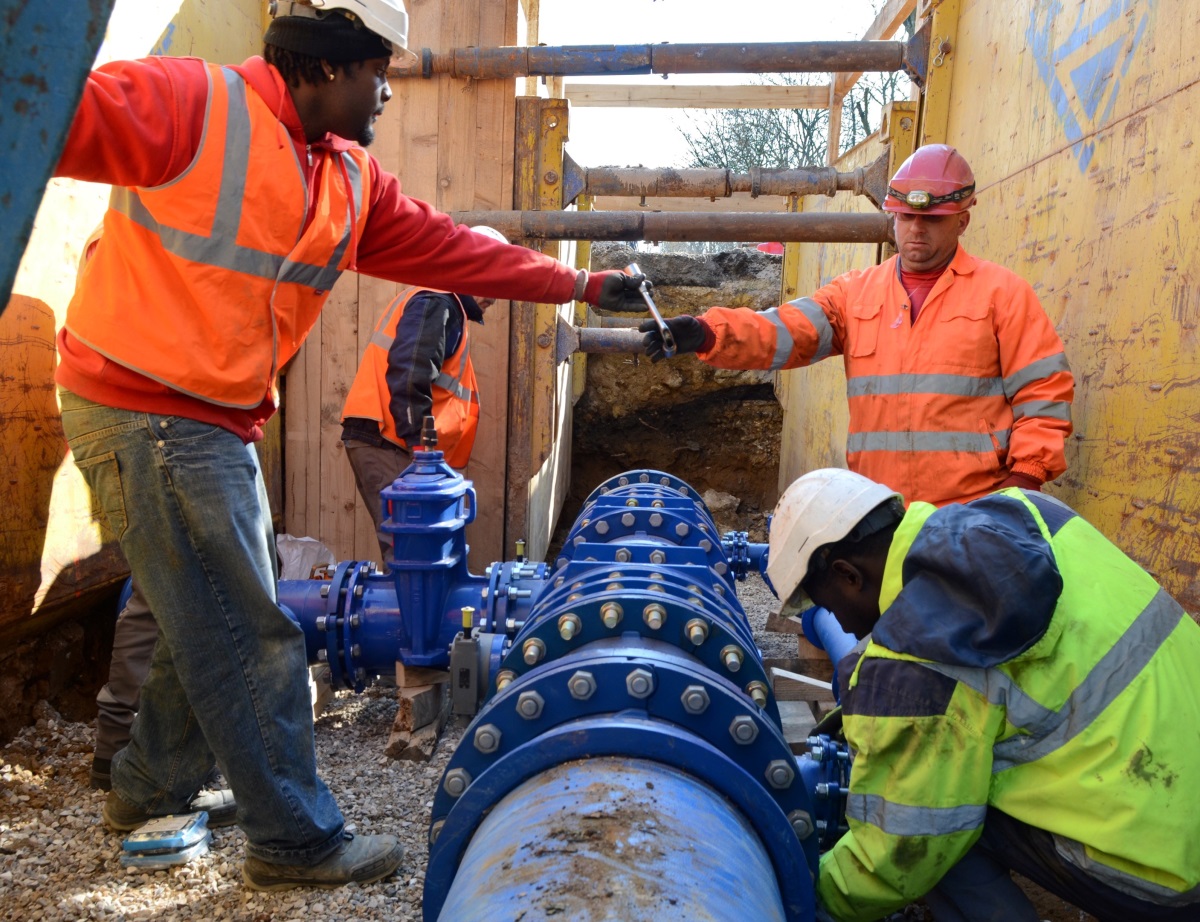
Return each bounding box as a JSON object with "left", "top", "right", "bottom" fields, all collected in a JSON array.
[{"left": 639, "top": 144, "right": 1074, "bottom": 508}]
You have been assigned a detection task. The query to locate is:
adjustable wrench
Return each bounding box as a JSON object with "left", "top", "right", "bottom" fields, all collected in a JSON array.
[{"left": 624, "top": 262, "right": 675, "bottom": 359}]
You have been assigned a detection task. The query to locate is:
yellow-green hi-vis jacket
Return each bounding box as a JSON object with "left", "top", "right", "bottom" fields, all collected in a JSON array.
[{"left": 816, "top": 489, "right": 1200, "bottom": 922}]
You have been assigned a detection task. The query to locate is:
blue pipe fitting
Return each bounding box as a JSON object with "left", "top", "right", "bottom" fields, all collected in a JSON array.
[{"left": 381, "top": 449, "right": 477, "bottom": 664}]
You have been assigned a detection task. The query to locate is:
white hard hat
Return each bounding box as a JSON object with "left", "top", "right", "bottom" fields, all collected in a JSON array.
[
  {"left": 271, "top": 0, "right": 412, "bottom": 60},
  {"left": 767, "top": 469, "right": 902, "bottom": 616},
  {"left": 469, "top": 225, "right": 509, "bottom": 245}
]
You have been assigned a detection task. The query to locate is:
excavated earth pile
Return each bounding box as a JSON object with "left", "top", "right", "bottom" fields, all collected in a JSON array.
[{"left": 566, "top": 243, "right": 786, "bottom": 541}]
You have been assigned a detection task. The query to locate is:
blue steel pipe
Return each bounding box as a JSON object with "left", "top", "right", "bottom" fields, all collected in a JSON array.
[{"left": 436, "top": 757, "right": 790, "bottom": 921}]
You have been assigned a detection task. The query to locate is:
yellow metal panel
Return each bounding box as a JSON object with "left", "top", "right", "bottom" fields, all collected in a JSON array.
[
  {"left": 916, "top": 0, "right": 960, "bottom": 146},
  {"left": 944, "top": 0, "right": 1199, "bottom": 610}
]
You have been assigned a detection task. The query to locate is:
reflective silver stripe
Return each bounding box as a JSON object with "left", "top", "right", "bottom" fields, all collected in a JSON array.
[
  {"left": 1012, "top": 399, "right": 1071, "bottom": 422},
  {"left": 213, "top": 69, "right": 252, "bottom": 237},
  {"left": 847, "top": 373, "right": 1005, "bottom": 399},
  {"left": 1054, "top": 834, "right": 1200, "bottom": 906},
  {"left": 369, "top": 330, "right": 392, "bottom": 349},
  {"left": 847, "top": 793, "right": 986, "bottom": 837},
  {"left": 434, "top": 372, "right": 475, "bottom": 402},
  {"left": 435, "top": 328, "right": 476, "bottom": 401},
  {"left": 759, "top": 307, "right": 795, "bottom": 370},
  {"left": 1003, "top": 352, "right": 1071, "bottom": 398},
  {"left": 847, "top": 429, "right": 1010, "bottom": 454},
  {"left": 990, "top": 588, "right": 1184, "bottom": 772},
  {"left": 110, "top": 67, "right": 361, "bottom": 288},
  {"left": 785, "top": 297, "right": 833, "bottom": 363},
  {"left": 916, "top": 662, "right": 1056, "bottom": 739}
]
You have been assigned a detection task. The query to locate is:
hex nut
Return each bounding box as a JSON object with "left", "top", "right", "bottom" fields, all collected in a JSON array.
[
  {"left": 626, "top": 668, "right": 655, "bottom": 699},
  {"left": 516, "top": 690, "right": 545, "bottom": 719},
  {"left": 765, "top": 759, "right": 796, "bottom": 790},
  {"left": 621, "top": 512, "right": 636, "bottom": 527},
  {"left": 430, "top": 819, "right": 445, "bottom": 844},
  {"left": 473, "top": 724, "right": 502, "bottom": 754},
  {"left": 568, "top": 670, "right": 597, "bottom": 700},
  {"left": 681, "top": 684, "right": 710, "bottom": 714},
  {"left": 729, "top": 715, "right": 759, "bottom": 745},
  {"left": 443, "top": 768, "right": 472, "bottom": 797},
  {"left": 787, "top": 810, "right": 814, "bottom": 840}
]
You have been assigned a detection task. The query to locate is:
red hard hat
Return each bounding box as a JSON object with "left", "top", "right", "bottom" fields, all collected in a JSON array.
[{"left": 883, "top": 144, "right": 976, "bottom": 215}]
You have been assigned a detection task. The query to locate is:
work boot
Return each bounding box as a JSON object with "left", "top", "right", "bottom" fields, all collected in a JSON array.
[
  {"left": 90, "top": 757, "right": 113, "bottom": 791},
  {"left": 102, "top": 789, "right": 239, "bottom": 831},
  {"left": 241, "top": 832, "right": 404, "bottom": 891}
]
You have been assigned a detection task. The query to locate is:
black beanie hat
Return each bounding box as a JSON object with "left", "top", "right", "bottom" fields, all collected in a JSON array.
[{"left": 264, "top": 10, "right": 392, "bottom": 63}]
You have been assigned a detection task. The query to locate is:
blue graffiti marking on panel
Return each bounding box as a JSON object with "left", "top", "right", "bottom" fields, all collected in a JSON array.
[{"left": 1027, "top": 0, "right": 1151, "bottom": 172}]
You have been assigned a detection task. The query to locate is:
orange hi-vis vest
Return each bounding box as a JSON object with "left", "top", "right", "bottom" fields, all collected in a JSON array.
[
  {"left": 698, "top": 248, "right": 1073, "bottom": 506},
  {"left": 342, "top": 288, "right": 480, "bottom": 468},
  {"left": 67, "top": 64, "right": 371, "bottom": 409}
]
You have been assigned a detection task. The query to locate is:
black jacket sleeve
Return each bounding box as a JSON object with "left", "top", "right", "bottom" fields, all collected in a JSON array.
[{"left": 384, "top": 291, "right": 457, "bottom": 444}]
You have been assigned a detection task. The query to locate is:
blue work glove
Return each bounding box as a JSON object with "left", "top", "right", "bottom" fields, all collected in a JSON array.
[
  {"left": 583, "top": 270, "right": 647, "bottom": 312},
  {"left": 638, "top": 315, "right": 710, "bottom": 363}
]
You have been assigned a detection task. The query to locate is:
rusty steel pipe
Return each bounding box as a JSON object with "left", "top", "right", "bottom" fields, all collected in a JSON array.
[
  {"left": 579, "top": 166, "right": 865, "bottom": 199},
  {"left": 449, "top": 210, "right": 893, "bottom": 244},
  {"left": 399, "top": 41, "right": 907, "bottom": 80}
]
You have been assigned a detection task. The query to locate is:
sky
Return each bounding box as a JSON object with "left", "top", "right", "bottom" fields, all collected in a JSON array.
[{"left": 537, "top": 0, "right": 892, "bottom": 169}]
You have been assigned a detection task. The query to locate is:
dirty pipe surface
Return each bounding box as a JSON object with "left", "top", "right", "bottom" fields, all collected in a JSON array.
[{"left": 399, "top": 41, "right": 906, "bottom": 80}]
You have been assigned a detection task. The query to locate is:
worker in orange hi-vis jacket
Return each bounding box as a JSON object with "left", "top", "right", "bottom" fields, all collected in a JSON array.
[{"left": 639, "top": 144, "right": 1074, "bottom": 507}]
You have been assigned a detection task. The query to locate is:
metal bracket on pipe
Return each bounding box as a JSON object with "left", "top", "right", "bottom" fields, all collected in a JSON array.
[
  {"left": 904, "top": 18, "right": 932, "bottom": 87},
  {"left": 555, "top": 317, "right": 645, "bottom": 364}
]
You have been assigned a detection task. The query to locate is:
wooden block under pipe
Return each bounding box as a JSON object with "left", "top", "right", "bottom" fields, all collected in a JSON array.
[
  {"left": 395, "top": 660, "right": 451, "bottom": 688},
  {"left": 394, "top": 683, "right": 449, "bottom": 733}
]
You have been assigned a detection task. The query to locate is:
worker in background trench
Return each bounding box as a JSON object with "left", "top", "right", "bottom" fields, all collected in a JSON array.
[
  {"left": 640, "top": 145, "right": 1074, "bottom": 508},
  {"left": 767, "top": 468, "right": 1200, "bottom": 922},
  {"left": 53, "top": 0, "right": 645, "bottom": 893},
  {"left": 340, "top": 226, "right": 509, "bottom": 569}
]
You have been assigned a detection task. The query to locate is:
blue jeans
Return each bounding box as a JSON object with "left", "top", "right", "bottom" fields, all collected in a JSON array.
[{"left": 59, "top": 389, "right": 344, "bottom": 864}]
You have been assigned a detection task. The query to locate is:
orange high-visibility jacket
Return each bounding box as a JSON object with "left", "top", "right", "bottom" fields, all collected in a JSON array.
[
  {"left": 698, "top": 247, "right": 1073, "bottom": 505},
  {"left": 342, "top": 288, "right": 480, "bottom": 468},
  {"left": 67, "top": 64, "right": 371, "bottom": 410}
]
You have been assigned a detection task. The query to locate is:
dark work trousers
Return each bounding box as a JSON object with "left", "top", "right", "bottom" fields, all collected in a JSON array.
[
  {"left": 343, "top": 439, "right": 412, "bottom": 568},
  {"left": 925, "top": 807, "right": 1198, "bottom": 922}
]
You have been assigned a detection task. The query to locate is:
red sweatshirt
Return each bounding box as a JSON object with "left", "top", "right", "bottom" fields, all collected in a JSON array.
[{"left": 56, "top": 55, "right": 578, "bottom": 441}]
